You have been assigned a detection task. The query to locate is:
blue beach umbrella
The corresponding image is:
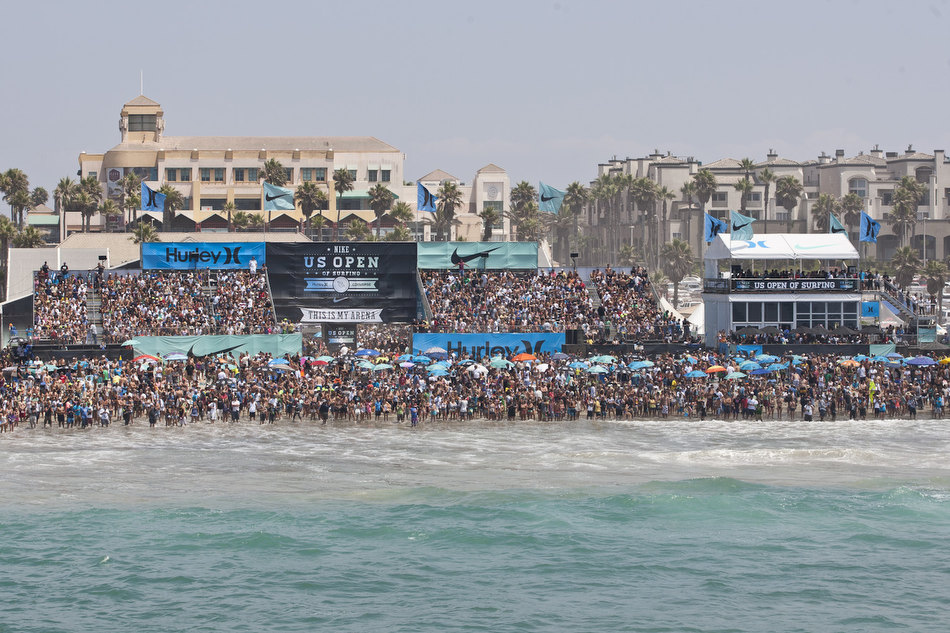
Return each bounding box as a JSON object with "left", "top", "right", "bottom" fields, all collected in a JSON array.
[
  {"left": 905, "top": 356, "right": 937, "bottom": 366},
  {"left": 372, "top": 363, "right": 394, "bottom": 371},
  {"left": 396, "top": 354, "right": 413, "bottom": 362},
  {"left": 569, "top": 361, "right": 590, "bottom": 369},
  {"left": 725, "top": 371, "right": 747, "bottom": 380},
  {"left": 885, "top": 352, "right": 904, "bottom": 359},
  {"left": 628, "top": 360, "right": 654, "bottom": 370},
  {"left": 552, "top": 352, "right": 570, "bottom": 361},
  {"left": 412, "top": 355, "right": 432, "bottom": 364},
  {"left": 738, "top": 361, "right": 761, "bottom": 371},
  {"left": 750, "top": 368, "right": 772, "bottom": 375},
  {"left": 587, "top": 365, "right": 609, "bottom": 374},
  {"left": 590, "top": 355, "right": 618, "bottom": 364},
  {"left": 767, "top": 362, "right": 788, "bottom": 371},
  {"left": 355, "top": 349, "right": 380, "bottom": 357},
  {"left": 755, "top": 354, "right": 779, "bottom": 363},
  {"left": 428, "top": 368, "right": 449, "bottom": 377},
  {"left": 685, "top": 370, "right": 707, "bottom": 378},
  {"left": 490, "top": 358, "right": 514, "bottom": 369}
]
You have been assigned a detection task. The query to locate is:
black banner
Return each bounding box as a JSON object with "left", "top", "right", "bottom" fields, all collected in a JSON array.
[
  {"left": 731, "top": 279, "right": 859, "bottom": 292},
  {"left": 324, "top": 323, "right": 357, "bottom": 352},
  {"left": 266, "top": 242, "right": 418, "bottom": 323}
]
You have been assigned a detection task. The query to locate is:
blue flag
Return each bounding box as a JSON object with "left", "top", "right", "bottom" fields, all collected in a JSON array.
[
  {"left": 704, "top": 213, "right": 728, "bottom": 243},
  {"left": 829, "top": 212, "right": 847, "bottom": 235},
  {"left": 538, "top": 182, "right": 565, "bottom": 213},
  {"left": 417, "top": 183, "right": 437, "bottom": 212},
  {"left": 860, "top": 212, "right": 880, "bottom": 243},
  {"left": 862, "top": 301, "right": 880, "bottom": 318},
  {"left": 730, "top": 210, "right": 756, "bottom": 241},
  {"left": 141, "top": 182, "right": 166, "bottom": 212},
  {"left": 263, "top": 182, "right": 294, "bottom": 211}
]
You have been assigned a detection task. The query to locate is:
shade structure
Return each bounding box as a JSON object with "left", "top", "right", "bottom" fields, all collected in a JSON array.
[{"left": 704, "top": 233, "right": 859, "bottom": 261}]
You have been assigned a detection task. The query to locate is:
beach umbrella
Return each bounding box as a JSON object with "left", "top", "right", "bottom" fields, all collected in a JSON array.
[
  {"left": 552, "top": 352, "right": 570, "bottom": 361},
  {"left": 853, "top": 354, "right": 870, "bottom": 362},
  {"left": 397, "top": 353, "right": 413, "bottom": 362},
  {"left": 569, "top": 361, "right": 590, "bottom": 369},
  {"left": 939, "top": 357, "right": 950, "bottom": 365},
  {"left": 587, "top": 365, "right": 609, "bottom": 374},
  {"left": 535, "top": 363, "right": 550, "bottom": 372},
  {"left": 725, "top": 371, "right": 746, "bottom": 380},
  {"left": 685, "top": 370, "right": 707, "bottom": 378},
  {"left": 355, "top": 349, "right": 380, "bottom": 357},
  {"left": 906, "top": 356, "right": 937, "bottom": 366},
  {"left": 767, "top": 362, "right": 788, "bottom": 371},
  {"left": 870, "top": 355, "right": 890, "bottom": 363},
  {"left": 162, "top": 352, "right": 188, "bottom": 361},
  {"left": 372, "top": 363, "right": 394, "bottom": 371},
  {"left": 356, "top": 360, "right": 375, "bottom": 370},
  {"left": 628, "top": 360, "right": 655, "bottom": 370},
  {"left": 885, "top": 352, "right": 904, "bottom": 359},
  {"left": 838, "top": 359, "right": 860, "bottom": 368},
  {"left": 412, "top": 355, "right": 432, "bottom": 364},
  {"left": 468, "top": 363, "right": 489, "bottom": 375},
  {"left": 512, "top": 352, "right": 537, "bottom": 362},
  {"left": 755, "top": 354, "right": 779, "bottom": 363},
  {"left": 269, "top": 362, "right": 294, "bottom": 371},
  {"left": 705, "top": 365, "right": 727, "bottom": 374},
  {"left": 590, "top": 355, "right": 617, "bottom": 364},
  {"left": 316, "top": 355, "right": 334, "bottom": 362},
  {"left": 738, "top": 361, "right": 762, "bottom": 371},
  {"left": 490, "top": 358, "right": 514, "bottom": 369},
  {"left": 399, "top": 361, "right": 415, "bottom": 368},
  {"left": 428, "top": 368, "right": 449, "bottom": 377},
  {"left": 133, "top": 354, "right": 161, "bottom": 363},
  {"left": 312, "top": 360, "right": 329, "bottom": 366},
  {"left": 750, "top": 368, "right": 772, "bottom": 375}
]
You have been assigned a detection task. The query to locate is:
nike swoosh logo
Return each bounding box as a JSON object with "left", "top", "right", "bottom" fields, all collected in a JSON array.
[
  {"left": 451, "top": 247, "right": 500, "bottom": 264},
  {"left": 265, "top": 193, "right": 290, "bottom": 202},
  {"left": 832, "top": 228, "right": 847, "bottom": 234},
  {"left": 333, "top": 297, "right": 348, "bottom": 303},
  {"left": 733, "top": 222, "right": 751, "bottom": 231},
  {"left": 187, "top": 343, "right": 244, "bottom": 358},
  {"left": 793, "top": 243, "right": 837, "bottom": 250},
  {"left": 540, "top": 194, "right": 555, "bottom": 202}
]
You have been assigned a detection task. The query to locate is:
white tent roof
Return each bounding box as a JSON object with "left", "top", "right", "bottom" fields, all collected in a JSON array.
[{"left": 704, "top": 233, "right": 859, "bottom": 261}]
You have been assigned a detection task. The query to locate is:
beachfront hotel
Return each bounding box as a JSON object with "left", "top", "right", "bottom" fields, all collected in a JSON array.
[
  {"left": 68, "top": 96, "right": 514, "bottom": 241},
  {"left": 590, "top": 147, "right": 950, "bottom": 263}
]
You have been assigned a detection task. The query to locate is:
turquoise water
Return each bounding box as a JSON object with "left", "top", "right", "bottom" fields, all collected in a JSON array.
[{"left": 3, "top": 419, "right": 950, "bottom": 631}]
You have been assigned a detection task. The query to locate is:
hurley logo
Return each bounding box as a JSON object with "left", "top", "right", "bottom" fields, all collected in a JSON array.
[
  {"left": 163, "top": 246, "right": 242, "bottom": 265},
  {"left": 146, "top": 188, "right": 160, "bottom": 209}
]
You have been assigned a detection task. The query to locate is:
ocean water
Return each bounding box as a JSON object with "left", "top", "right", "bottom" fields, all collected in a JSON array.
[{"left": 3, "top": 417, "right": 950, "bottom": 632}]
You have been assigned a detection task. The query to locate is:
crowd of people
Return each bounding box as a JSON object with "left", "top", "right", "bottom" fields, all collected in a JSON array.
[
  {"left": 32, "top": 272, "right": 90, "bottom": 344},
  {"left": 420, "top": 269, "right": 596, "bottom": 333},
  {"left": 589, "top": 267, "right": 690, "bottom": 342},
  {"left": 1, "top": 343, "right": 946, "bottom": 434}
]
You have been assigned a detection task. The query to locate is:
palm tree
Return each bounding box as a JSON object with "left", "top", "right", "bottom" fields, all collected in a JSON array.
[
  {"left": 7, "top": 190, "right": 31, "bottom": 231},
  {"left": 839, "top": 192, "right": 863, "bottom": 242},
  {"left": 887, "top": 200, "right": 917, "bottom": 248},
  {"left": 479, "top": 206, "right": 501, "bottom": 241},
  {"left": 924, "top": 259, "right": 948, "bottom": 323},
  {"left": 1, "top": 168, "right": 30, "bottom": 227},
  {"left": 507, "top": 200, "right": 543, "bottom": 242},
  {"left": 734, "top": 178, "right": 754, "bottom": 214},
  {"left": 386, "top": 224, "right": 412, "bottom": 241},
  {"left": 892, "top": 246, "right": 921, "bottom": 288},
  {"left": 618, "top": 244, "right": 638, "bottom": 268},
  {"left": 75, "top": 175, "right": 102, "bottom": 232},
  {"left": 388, "top": 201, "right": 415, "bottom": 242},
  {"left": 12, "top": 226, "right": 46, "bottom": 248},
  {"left": 775, "top": 176, "right": 803, "bottom": 232},
  {"left": 367, "top": 183, "right": 395, "bottom": 240},
  {"left": 630, "top": 177, "right": 657, "bottom": 260},
  {"left": 158, "top": 184, "right": 184, "bottom": 231},
  {"left": 435, "top": 181, "right": 463, "bottom": 241},
  {"left": 0, "top": 216, "right": 18, "bottom": 292},
  {"left": 30, "top": 187, "right": 48, "bottom": 209},
  {"left": 261, "top": 158, "right": 287, "bottom": 186},
  {"left": 53, "top": 177, "right": 77, "bottom": 214},
  {"left": 345, "top": 218, "right": 370, "bottom": 241},
  {"left": 692, "top": 170, "right": 717, "bottom": 217},
  {"left": 130, "top": 222, "right": 160, "bottom": 244},
  {"left": 758, "top": 167, "right": 775, "bottom": 233},
  {"left": 119, "top": 172, "right": 142, "bottom": 224},
  {"left": 811, "top": 194, "right": 838, "bottom": 232},
  {"left": 661, "top": 238, "right": 694, "bottom": 308},
  {"left": 98, "top": 199, "right": 121, "bottom": 233},
  {"left": 247, "top": 213, "right": 265, "bottom": 231},
  {"left": 563, "top": 181, "right": 588, "bottom": 245},
  {"left": 510, "top": 181, "right": 537, "bottom": 214},
  {"left": 655, "top": 185, "right": 676, "bottom": 258},
  {"left": 309, "top": 215, "right": 327, "bottom": 241},
  {"left": 739, "top": 157, "right": 756, "bottom": 180},
  {"left": 548, "top": 205, "right": 575, "bottom": 263},
  {"left": 332, "top": 168, "right": 354, "bottom": 241},
  {"left": 679, "top": 181, "right": 697, "bottom": 251},
  {"left": 294, "top": 182, "right": 328, "bottom": 238},
  {"left": 232, "top": 211, "right": 252, "bottom": 232},
  {"left": 223, "top": 201, "right": 236, "bottom": 232}
]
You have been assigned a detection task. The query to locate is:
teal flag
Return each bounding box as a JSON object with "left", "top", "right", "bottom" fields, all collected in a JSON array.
[
  {"left": 730, "top": 210, "right": 756, "bottom": 241},
  {"left": 829, "top": 213, "right": 847, "bottom": 235},
  {"left": 538, "top": 182, "right": 565, "bottom": 213},
  {"left": 263, "top": 182, "right": 295, "bottom": 211}
]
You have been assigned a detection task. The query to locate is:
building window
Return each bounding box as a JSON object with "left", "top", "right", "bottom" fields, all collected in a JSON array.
[
  {"left": 849, "top": 178, "right": 868, "bottom": 198},
  {"left": 128, "top": 114, "right": 156, "bottom": 132},
  {"left": 166, "top": 168, "right": 177, "bottom": 182},
  {"left": 200, "top": 168, "right": 211, "bottom": 182},
  {"left": 88, "top": 171, "right": 97, "bottom": 180},
  {"left": 180, "top": 168, "right": 191, "bottom": 182},
  {"left": 234, "top": 198, "right": 259, "bottom": 211},
  {"left": 348, "top": 169, "right": 357, "bottom": 180},
  {"left": 881, "top": 190, "right": 893, "bottom": 206},
  {"left": 234, "top": 168, "right": 245, "bottom": 182},
  {"left": 381, "top": 169, "right": 391, "bottom": 182},
  {"left": 314, "top": 168, "right": 326, "bottom": 181},
  {"left": 199, "top": 198, "right": 227, "bottom": 211},
  {"left": 233, "top": 168, "right": 258, "bottom": 183},
  {"left": 215, "top": 168, "right": 225, "bottom": 182},
  {"left": 368, "top": 169, "right": 378, "bottom": 182},
  {"left": 711, "top": 191, "right": 728, "bottom": 207},
  {"left": 284, "top": 168, "right": 294, "bottom": 184},
  {"left": 199, "top": 168, "right": 225, "bottom": 183},
  {"left": 302, "top": 168, "right": 312, "bottom": 182}
]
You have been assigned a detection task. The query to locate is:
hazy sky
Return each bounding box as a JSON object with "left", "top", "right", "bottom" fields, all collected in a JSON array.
[{"left": 2, "top": 0, "right": 949, "bottom": 200}]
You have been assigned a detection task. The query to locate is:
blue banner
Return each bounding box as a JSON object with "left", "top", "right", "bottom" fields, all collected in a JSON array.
[
  {"left": 861, "top": 301, "right": 880, "bottom": 318},
  {"left": 417, "top": 182, "right": 437, "bottom": 212},
  {"left": 142, "top": 242, "right": 266, "bottom": 270},
  {"left": 860, "top": 212, "right": 880, "bottom": 243},
  {"left": 704, "top": 213, "right": 728, "bottom": 243},
  {"left": 412, "top": 332, "right": 565, "bottom": 357}
]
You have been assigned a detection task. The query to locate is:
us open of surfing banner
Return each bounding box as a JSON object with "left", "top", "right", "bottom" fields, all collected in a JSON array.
[
  {"left": 266, "top": 242, "right": 418, "bottom": 323},
  {"left": 141, "top": 242, "right": 266, "bottom": 270}
]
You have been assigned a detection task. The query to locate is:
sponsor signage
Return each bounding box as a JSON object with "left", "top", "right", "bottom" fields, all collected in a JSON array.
[
  {"left": 412, "top": 332, "right": 565, "bottom": 357},
  {"left": 131, "top": 334, "right": 302, "bottom": 358},
  {"left": 325, "top": 324, "right": 357, "bottom": 351},
  {"left": 266, "top": 242, "right": 418, "bottom": 323},
  {"left": 417, "top": 242, "right": 538, "bottom": 270},
  {"left": 731, "top": 279, "right": 858, "bottom": 292},
  {"left": 142, "top": 242, "right": 266, "bottom": 270},
  {"left": 301, "top": 308, "right": 383, "bottom": 323}
]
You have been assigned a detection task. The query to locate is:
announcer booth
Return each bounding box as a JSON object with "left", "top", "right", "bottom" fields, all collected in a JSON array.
[{"left": 702, "top": 233, "right": 861, "bottom": 348}]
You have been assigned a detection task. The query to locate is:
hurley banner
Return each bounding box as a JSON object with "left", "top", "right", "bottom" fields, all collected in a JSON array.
[
  {"left": 412, "top": 332, "right": 565, "bottom": 357},
  {"left": 417, "top": 242, "right": 538, "bottom": 270},
  {"left": 266, "top": 242, "right": 418, "bottom": 323},
  {"left": 142, "top": 242, "right": 266, "bottom": 270},
  {"left": 131, "top": 334, "right": 302, "bottom": 358}
]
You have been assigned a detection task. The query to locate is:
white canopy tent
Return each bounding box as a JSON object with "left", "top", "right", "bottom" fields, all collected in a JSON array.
[{"left": 704, "top": 233, "right": 859, "bottom": 261}]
